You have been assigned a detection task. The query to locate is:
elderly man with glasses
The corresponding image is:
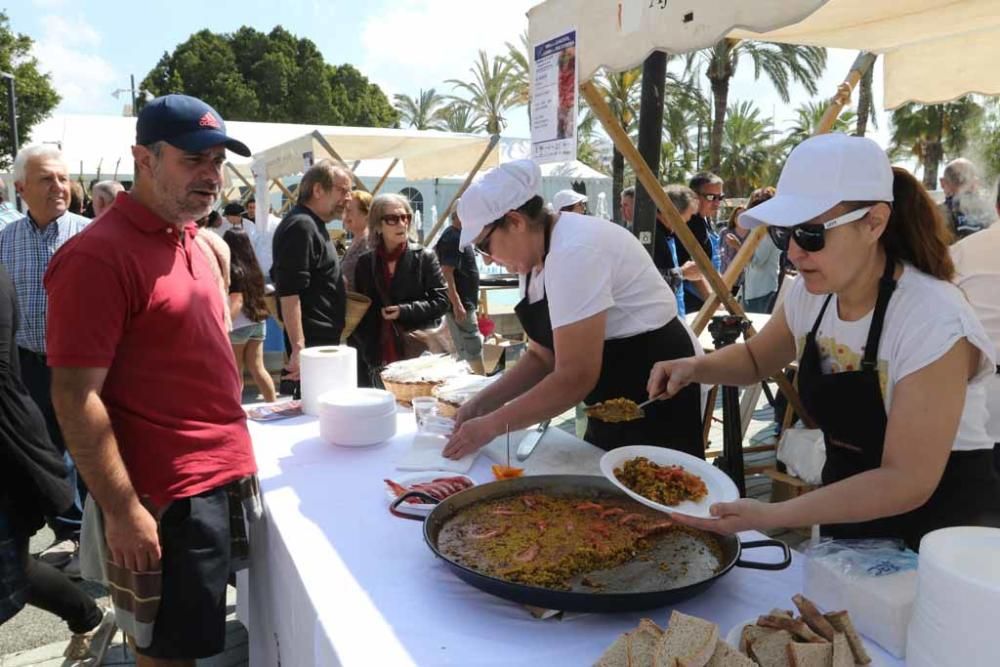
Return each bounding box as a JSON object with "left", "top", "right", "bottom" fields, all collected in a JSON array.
[{"left": 672, "top": 171, "right": 725, "bottom": 313}]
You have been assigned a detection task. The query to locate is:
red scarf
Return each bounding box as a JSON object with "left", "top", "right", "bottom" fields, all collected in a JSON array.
[{"left": 376, "top": 241, "right": 407, "bottom": 364}]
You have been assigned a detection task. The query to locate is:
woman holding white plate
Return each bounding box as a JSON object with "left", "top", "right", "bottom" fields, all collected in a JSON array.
[{"left": 647, "top": 134, "right": 1000, "bottom": 551}]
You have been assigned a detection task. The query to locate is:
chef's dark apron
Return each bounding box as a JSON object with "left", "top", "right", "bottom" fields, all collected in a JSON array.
[
  {"left": 798, "top": 258, "right": 1000, "bottom": 551},
  {"left": 513, "top": 238, "right": 703, "bottom": 458}
]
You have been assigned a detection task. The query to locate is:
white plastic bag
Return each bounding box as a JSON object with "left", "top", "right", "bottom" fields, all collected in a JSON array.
[{"left": 776, "top": 426, "right": 826, "bottom": 484}]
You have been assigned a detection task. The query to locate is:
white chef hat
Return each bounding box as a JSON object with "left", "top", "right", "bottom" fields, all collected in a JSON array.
[{"left": 458, "top": 159, "right": 542, "bottom": 249}]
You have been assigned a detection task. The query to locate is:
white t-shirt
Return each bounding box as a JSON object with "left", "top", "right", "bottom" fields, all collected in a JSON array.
[
  {"left": 783, "top": 264, "right": 996, "bottom": 451},
  {"left": 951, "top": 224, "right": 1000, "bottom": 442},
  {"left": 520, "top": 212, "right": 678, "bottom": 339}
]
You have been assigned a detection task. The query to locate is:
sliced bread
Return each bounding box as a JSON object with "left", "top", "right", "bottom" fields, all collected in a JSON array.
[
  {"left": 653, "top": 610, "right": 720, "bottom": 667},
  {"left": 786, "top": 641, "right": 833, "bottom": 667},
  {"left": 830, "top": 633, "right": 854, "bottom": 667},
  {"left": 749, "top": 629, "right": 795, "bottom": 667},
  {"left": 594, "top": 630, "right": 632, "bottom": 667},
  {"left": 740, "top": 624, "right": 776, "bottom": 654},
  {"left": 630, "top": 619, "right": 665, "bottom": 667},
  {"left": 791, "top": 594, "right": 837, "bottom": 642},
  {"left": 705, "top": 639, "right": 756, "bottom": 667},
  {"left": 825, "top": 611, "right": 871, "bottom": 665}
]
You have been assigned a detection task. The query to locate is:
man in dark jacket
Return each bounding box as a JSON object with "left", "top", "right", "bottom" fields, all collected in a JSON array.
[
  {"left": 675, "top": 172, "right": 724, "bottom": 313},
  {"left": 271, "top": 161, "right": 352, "bottom": 389}
]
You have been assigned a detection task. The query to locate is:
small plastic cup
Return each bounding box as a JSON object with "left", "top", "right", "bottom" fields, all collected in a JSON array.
[{"left": 411, "top": 396, "right": 439, "bottom": 430}]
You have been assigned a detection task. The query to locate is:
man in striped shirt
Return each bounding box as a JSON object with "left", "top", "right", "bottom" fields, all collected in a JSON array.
[{"left": 3, "top": 144, "right": 90, "bottom": 571}]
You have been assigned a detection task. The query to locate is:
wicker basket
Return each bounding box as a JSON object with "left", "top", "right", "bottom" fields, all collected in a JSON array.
[
  {"left": 341, "top": 291, "right": 372, "bottom": 342},
  {"left": 381, "top": 378, "right": 441, "bottom": 404},
  {"left": 435, "top": 400, "right": 460, "bottom": 418}
]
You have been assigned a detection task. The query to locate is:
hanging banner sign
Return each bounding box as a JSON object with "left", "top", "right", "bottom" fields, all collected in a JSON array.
[{"left": 531, "top": 29, "right": 578, "bottom": 164}]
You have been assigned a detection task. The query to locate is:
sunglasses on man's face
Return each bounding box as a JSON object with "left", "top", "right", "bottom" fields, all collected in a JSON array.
[
  {"left": 700, "top": 192, "right": 726, "bottom": 202},
  {"left": 767, "top": 206, "right": 873, "bottom": 253},
  {"left": 381, "top": 213, "right": 412, "bottom": 226}
]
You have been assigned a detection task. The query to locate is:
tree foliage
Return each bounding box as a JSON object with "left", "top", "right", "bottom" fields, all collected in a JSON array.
[
  {"left": 394, "top": 88, "right": 446, "bottom": 130},
  {"left": 446, "top": 50, "right": 520, "bottom": 135},
  {"left": 890, "top": 97, "right": 983, "bottom": 189},
  {"left": 139, "top": 26, "right": 398, "bottom": 127},
  {"left": 0, "top": 11, "right": 60, "bottom": 171},
  {"left": 718, "top": 100, "right": 779, "bottom": 198}
]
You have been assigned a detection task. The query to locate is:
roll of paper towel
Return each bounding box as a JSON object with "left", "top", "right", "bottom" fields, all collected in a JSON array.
[{"left": 300, "top": 346, "right": 357, "bottom": 416}]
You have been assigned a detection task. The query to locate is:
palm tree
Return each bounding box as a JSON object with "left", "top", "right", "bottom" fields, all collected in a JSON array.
[
  {"left": 503, "top": 31, "right": 531, "bottom": 113},
  {"left": 581, "top": 67, "right": 642, "bottom": 222},
  {"left": 431, "top": 103, "right": 485, "bottom": 134},
  {"left": 393, "top": 88, "right": 446, "bottom": 130},
  {"left": 786, "top": 100, "right": 857, "bottom": 146},
  {"left": 854, "top": 66, "right": 878, "bottom": 137},
  {"left": 661, "top": 72, "right": 711, "bottom": 182},
  {"left": 718, "top": 100, "right": 778, "bottom": 197},
  {"left": 699, "top": 39, "right": 827, "bottom": 173},
  {"left": 890, "top": 97, "right": 983, "bottom": 189},
  {"left": 447, "top": 50, "right": 521, "bottom": 135}
]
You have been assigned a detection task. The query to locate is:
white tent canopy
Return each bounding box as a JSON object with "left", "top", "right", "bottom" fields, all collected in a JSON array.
[
  {"left": 529, "top": 0, "right": 1000, "bottom": 109},
  {"left": 731, "top": 0, "right": 1000, "bottom": 109},
  {"left": 250, "top": 127, "right": 499, "bottom": 182},
  {"left": 527, "top": 1, "right": 827, "bottom": 84}
]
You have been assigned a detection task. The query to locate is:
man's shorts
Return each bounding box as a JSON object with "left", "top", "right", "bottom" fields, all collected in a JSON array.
[{"left": 81, "top": 486, "right": 235, "bottom": 659}]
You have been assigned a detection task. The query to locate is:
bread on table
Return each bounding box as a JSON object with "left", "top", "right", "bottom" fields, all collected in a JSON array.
[
  {"left": 594, "top": 618, "right": 663, "bottom": 667},
  {"left": 825, "top": 611, "right": 871, "bottom": 665},
  {"left": 653, "top": 610, "right": 720, "bottom": 667},
  {"left": 705, "top": 639, "right": 757, "bottom": 667},
  {"left": 757, "top": 615, "right": 827, "bottom": 643},
  {"left": 831, "top": 633, "right": 855, "bottom": 667},
  {"left": 748, "top": 629, "right": 795, "bottom": 667},
  {"left": 739, "top": 623, "right": 775, "bottom": 654},
  {"left": 786, "top": 640, "right": 833, "bottom": 667},
  {"left": 792, "top": 594, "right": 837, "bottom": 642}
]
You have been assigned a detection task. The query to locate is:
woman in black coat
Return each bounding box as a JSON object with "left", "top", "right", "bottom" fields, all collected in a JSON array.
[
  {"left": 0, "top": 266, "right": 114, "bottom": 658},
  {"left": 353, "top": 194, "right": 450, "bottom": 385}
]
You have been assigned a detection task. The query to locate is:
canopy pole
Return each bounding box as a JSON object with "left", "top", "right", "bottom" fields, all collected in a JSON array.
[
  {"left": 688, "top": 51, "right": 878, "bottom": 335},
  {"left": 423, "top": 133, "right": 501, "bottom": 248},
  {"left": 310, "top": 130, "right": 370, "bottom": 193},
  {"left": 225, "top": 163, "right": 256, "bottom": 206},
  {"left": 272, "top": 178, "right": 297, "bottom": 204},
  {"left": 580, "top": 79, "right": 808, "bottom": 422},
  {"left": 371, "top": 158, "right": 399, "bottom": 196},
  {"left": 633, "top": 51, "right": 668, "bottom": 258}
]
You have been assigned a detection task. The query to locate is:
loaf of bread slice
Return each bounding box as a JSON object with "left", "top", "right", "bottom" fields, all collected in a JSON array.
[
  {"left": 739, "top": 624, "right": 775, "bottom": 654},
  {"left": 792, "top": 594, "right": 837, "bottom": 642},
  {"left": 653, "top": 610, "right": 719, "bottom": 667},
  {"left": 749, "top": 629, "right": 795, "bottom": 667},
  {"left": 786, "top": 641, "right": 833, "bottom": 667},
  {"left": 594, "top": 630, "right": 632, "bottom": 667},
  {"left": 831, "top": 633, "right": 854, "bottom": 667},
  {"left": 594, "top": 619, "right": 664, "bottom": 667},
  {"left": 825, "top": 611, "right": 871, "bottom": 665},
  {"left": 705, "top": 639, "right": 756, "bottom": 667}
]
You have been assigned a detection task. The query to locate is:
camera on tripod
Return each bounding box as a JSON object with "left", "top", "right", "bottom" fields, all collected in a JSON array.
[{"left": 707, "top": 315, "right": 748, "bottom": 349}]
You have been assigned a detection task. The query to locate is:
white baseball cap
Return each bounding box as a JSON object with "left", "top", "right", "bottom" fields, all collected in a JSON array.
[
  {"left": 552, "top": 189, "right": 588, "bottom": 212},
  {"left": 457, "top": 159, "right": 541, "bottom": 249},
  {"left": 739, "top": 134, "right": 894, "bottom": 230}
]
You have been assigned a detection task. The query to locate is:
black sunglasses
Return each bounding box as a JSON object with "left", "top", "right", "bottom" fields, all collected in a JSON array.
[
  {"left": 381, "top": 213, "right": 412, "bottom": 226},
  {"left": 766, "top": 206, "right": 873, "bottom": 253},
  {"left": 475, "top": 221, "right": 502, "bottom": 256},
  {"left": 699, "top": 192, "right": 726, "bottom": 202}
]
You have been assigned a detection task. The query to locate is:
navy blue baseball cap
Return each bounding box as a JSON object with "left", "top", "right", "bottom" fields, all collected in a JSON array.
[{"left": 136, "top": 94, "right": 251, "bottom": 157}]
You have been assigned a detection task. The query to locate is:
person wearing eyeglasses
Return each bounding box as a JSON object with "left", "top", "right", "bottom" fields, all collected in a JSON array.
[
  {"left": 677, "top": 172, "right": 725, "bottom": 313},
  {"left": 552, "top": 189, "right": 588, "bottom": 215},
  {"left": 442, "top": 160, "right": 704, "bottom": 461},
  {"left": 646, "top": 134, "right": 1000, "bottom": 550},
  {"left": 352, "top": 193, "right": 450, "bottom": 385}
]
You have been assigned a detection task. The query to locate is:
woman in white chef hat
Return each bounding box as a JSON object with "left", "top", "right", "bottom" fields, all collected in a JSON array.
[
  {"left": 443, "top": 159, "right": 703, "bottom": 460},
  {"left": 648, "top": 134, "right": 1000, "bottom": 550}
]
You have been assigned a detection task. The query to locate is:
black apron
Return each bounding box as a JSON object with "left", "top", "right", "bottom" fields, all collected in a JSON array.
[
  {"left": 514, "top": 257, "right": 703, "bottom": 458},
  {"left": 798, "top": 258, "right": 1000, "bottom": 551}
]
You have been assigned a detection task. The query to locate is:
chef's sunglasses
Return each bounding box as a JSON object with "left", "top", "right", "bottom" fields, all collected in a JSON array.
[
  {"left": 767, "top": 206, "right": 873, "bottom": 253},
  {"left": 381, "top": 213, "right": 412, "bottom": 226},
  {"left": 474, "top": 218, "right": 506, "bottom": 256}
]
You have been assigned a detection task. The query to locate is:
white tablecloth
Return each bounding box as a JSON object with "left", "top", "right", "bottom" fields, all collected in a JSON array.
[{"left": 239, "top": 411, "right": 902, "bottom": 667}]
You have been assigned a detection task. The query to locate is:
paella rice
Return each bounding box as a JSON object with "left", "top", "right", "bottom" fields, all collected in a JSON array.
[{"left": 614, "top": 457, "right": 708, "bottom": 506}]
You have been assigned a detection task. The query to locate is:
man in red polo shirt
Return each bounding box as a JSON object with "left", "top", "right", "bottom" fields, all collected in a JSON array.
[{"left": 45, "top": 94, "right": 257, "bottom": 665}]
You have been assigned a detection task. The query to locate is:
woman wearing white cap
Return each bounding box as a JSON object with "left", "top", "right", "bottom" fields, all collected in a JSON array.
[
  {"left": 648, "top": 134, "right": 1000, "bottom": 550},
  {"left": 442, "top": 159, "right": 704, "bottom": 460},
  {"left": 552, "top": 189, "right": 588, "bottom": 215}
]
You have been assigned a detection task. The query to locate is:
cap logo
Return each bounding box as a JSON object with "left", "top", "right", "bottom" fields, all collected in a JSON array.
[{"left": 198, "top": 112, "right": 221, "bottom": 129}]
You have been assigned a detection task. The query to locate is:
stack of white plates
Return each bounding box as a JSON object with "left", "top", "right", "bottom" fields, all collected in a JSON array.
[
  {"left": 906, "top": 527, "right": 1000, "bottom": 666},
  {"left": 318, "top": 388, "right": 397, "bottom": 447}
]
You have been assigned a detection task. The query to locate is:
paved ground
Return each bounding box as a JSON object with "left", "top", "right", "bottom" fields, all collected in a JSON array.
[{"left": 2, "top": 379, "right": 802, "bottom": 664}]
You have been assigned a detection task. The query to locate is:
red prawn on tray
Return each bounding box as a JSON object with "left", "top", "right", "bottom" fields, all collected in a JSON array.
[{"left": 385, "top": 473, "right": 475, "bottom": 518}]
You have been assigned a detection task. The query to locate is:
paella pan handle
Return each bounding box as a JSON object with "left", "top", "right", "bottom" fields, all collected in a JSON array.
[
  {"left": 734, "top": 539, "right": 792, "bottom": 571},
  {"left": 389, "top": 490, "right": 440, "bottom": 521}
]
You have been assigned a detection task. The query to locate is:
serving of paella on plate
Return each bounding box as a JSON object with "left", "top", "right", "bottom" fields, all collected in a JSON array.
[{"left": 613, "top": 457, "right": 708, "bottom": 507}]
